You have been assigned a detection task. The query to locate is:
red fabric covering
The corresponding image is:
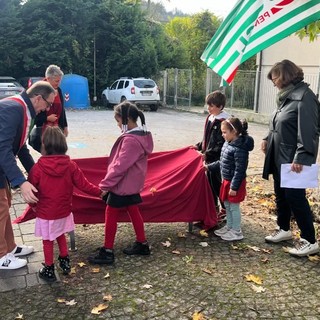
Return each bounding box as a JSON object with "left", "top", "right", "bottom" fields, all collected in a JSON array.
[{"left": 14, "top": 147, "right": 217, "bottom": 229}]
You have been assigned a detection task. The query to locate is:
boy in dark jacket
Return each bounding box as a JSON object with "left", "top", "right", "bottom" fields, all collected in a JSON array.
[{"left": 193, "top": 91, "right": 230, "bottom": 227}]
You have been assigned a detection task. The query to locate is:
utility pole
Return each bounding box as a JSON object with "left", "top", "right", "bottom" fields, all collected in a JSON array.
[{"left": 93, "top": 29, "right": 97, "bottom": 102}]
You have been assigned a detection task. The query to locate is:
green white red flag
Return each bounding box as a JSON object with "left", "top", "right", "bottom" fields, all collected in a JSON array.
[{"left": 201, "top": 0, "right": 320, "bottom": 84}]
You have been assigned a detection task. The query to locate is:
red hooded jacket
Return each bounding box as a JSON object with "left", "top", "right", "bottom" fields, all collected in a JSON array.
[{"left": 28, "top": 155, "right": 101, "bottom": 220}]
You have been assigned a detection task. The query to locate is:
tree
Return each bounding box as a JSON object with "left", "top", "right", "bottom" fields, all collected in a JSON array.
[
  {"left": 0, "top": 0, "right": 24, "bottom": 75},
  {"left": 297, "top": 21, "right": 320, "bottom": 42}
]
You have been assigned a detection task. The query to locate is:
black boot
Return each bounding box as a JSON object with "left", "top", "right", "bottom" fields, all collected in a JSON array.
[
  {"left": 123, "top": 241, "right": 150, "bottom": 255},
  {"left": 39, "top": 263, "right": 57, "bottom": 282},
  {"left": 88, "top": 247, "right": 114, "bottom": 265},
  {"left": 58, "top": 255, "right": 71, "bottom": 275}
]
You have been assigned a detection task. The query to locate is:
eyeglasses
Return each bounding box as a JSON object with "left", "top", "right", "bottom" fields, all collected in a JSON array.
[
  {"left": 40, "top": 95, "right": 53, "bottom": 108},
  {"left": 271, "top": 76, "right": 279, "bottom": 83}
]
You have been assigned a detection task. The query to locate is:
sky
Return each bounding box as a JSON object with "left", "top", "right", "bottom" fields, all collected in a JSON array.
[{"left": 152, "top": 0, "right": 238, "bottom": 18}]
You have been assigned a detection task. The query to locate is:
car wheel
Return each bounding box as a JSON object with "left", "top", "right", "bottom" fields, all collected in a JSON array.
[
  {"left": 150, "top": 104, "right": 158, "bottom": 112},
  {"left": 102, "top": 95, "right": 110, "bottom": 108},
  {"left": 120, "top": 96, "right": 127, "bottom": 103}
]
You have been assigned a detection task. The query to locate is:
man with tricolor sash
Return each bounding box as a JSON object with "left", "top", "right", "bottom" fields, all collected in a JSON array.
[{"left": 0, "top": 81, "right": 55, "bottom": 270}]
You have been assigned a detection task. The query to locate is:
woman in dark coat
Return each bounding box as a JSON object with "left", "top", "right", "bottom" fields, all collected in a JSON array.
[{"left": 262, "top": 59, "right": 320, "bottom": 257}]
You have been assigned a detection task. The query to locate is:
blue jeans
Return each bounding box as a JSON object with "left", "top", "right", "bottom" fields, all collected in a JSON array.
[
  {"left": 273, "top": 172, "right": 316, "bottom": 243},
  {"left": 224, "top": 201, "right": 241, "bottom": 231}
]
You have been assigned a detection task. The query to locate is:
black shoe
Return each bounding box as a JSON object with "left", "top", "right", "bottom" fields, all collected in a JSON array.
[
  {"left": 58, "top": 255, "right": 71, "bottom": 275},
  {"left": 123, "top": 241, "right": 150, "bottom": 256},
  {"left": 88, "top": 247, "right": 114, "bottom": 265},
  {"left": 39, "top": 263, "right": 57, "bottom": 283}
]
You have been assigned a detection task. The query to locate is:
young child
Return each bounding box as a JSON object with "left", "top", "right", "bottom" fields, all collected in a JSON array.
[
  {"left": 88, "top": 101, "right": 153, "bottom": 265},
  {"left": 206, "top": 118, "right": 254, "bottom": 241},
  {"left": 28, "top": 126, "right": 102, "bottom": 282},
  {"left": 193, "top": 90, "right": 230, "bottom": 226}
]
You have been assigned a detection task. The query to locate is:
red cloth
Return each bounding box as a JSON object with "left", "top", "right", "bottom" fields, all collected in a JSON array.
[{"left": 14, "top": 147, "right": 217, "bottom": 229}]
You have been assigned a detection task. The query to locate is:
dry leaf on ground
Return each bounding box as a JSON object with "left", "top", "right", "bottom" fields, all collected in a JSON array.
[
  {"left": 161, "top": 241, "right": 171, "bottom": 247},
  {"left": 65, "top": 299, "right": 77, "bottom": 306},
  {"left": 199, "top": 242, "right": 209, "bottom": 247},
  {"left": 103, "top": 294, "right": 113, "bottom": 302},
  {"left": 245, "top": 274, "right": 263, "bottom": 285},
  {"left": 91, "top": 304, "right": 108, "bottom": 315},
  {"left": 250, "top": 284, "right": 266, "bottom": 293},
  {"left": 199, "top": 230, "right": 208, "bottom": 237}
]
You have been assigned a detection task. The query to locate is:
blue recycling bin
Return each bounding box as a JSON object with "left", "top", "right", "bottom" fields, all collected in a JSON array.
[{"left": 60, "top": 74, "right": 90, "bottom": 109}]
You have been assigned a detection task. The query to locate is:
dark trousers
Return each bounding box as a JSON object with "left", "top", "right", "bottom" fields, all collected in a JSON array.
[
  {"left": 207, "top": 169, "right": 225, "bottom": 210},
  {"left": 273, "top": 171, "right": 316, "bottom": 243}
]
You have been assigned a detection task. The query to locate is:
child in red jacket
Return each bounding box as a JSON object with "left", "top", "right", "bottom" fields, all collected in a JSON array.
[{"left": 28, "top": 126, "right": 103, "bottom": 282}]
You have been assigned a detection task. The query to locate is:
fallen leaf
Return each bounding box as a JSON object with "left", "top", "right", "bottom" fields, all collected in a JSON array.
[
  {"left": 192, "top": 311, "right": 206, "bottom": 320},
  {"left": 308, "top": 255, "right": 320, "bottom": 262},
  {"left": 172, "top": 250, "right": 181, "bottom": 254},
  {"left": 202, "top": 268, "right": 213, "bottom": 275},
  {"left": 104, "top": 273, "right": 110, "bottom": 279},
  {"left": 70, "top": 267, "right": 77, "bottom": 274},
  {"left": 245, "top": 274, "right": 263, "bottom": 285},
  {"left": 199, "top": 230, "right": 208, "bottom": 237},
  {"left": 247, "top": 245, "right": 261, "bottom": 252},
  {"left": 282, "top": 246, "right": 291, "bottom": 253},
  {"left": 91, "top": 303, "right": 108, "bottom": 315},
  {"left": 103, "top": 294, "right": 113, "bottom": 302},
  {"left": 177, "top": 232, "right": 186, "bottom": 238},
  {"left": 260, "top": 257, "right": 269, "bottom": 263},
  {"left": 250, "top": 284, "right": 266, "bottom": 293},
  {"left": 199, "top": 242, "right": 209, "bottom": 247},
  {"left": 161, "top": 241, "right": 171, "bottom": 247},
  {"left": 77, "top": 262, "right": 86, "bottom": 267},
  {"left": 91, "top": 267, "right": 100, "bottom": 273},
  {"left": 261, "top": 248, "right": 273, "bottom": 254},
  {"left": 15, "top": 314, "right": 24, "bottom": 320},
  {"left": 65, "top": 299, "right": 77, "bottom": 306},
  {"left": 142, "top": 284, "right": 153, "bottom": 289},
  {"left": 57, "top": 298, "right": 66, "bottom": 303},
  {"left": 182, "top": 255, "right": 193, "bottom": 263}
]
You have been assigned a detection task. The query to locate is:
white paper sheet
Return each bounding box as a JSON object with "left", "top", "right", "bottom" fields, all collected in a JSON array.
[{"left": 280, "top": 163, "right": 319, "bottom": 189}]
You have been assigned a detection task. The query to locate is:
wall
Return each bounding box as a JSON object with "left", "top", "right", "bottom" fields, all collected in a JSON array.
[{"left": 256, "top": 35, "right": 320, "bottom": 115}]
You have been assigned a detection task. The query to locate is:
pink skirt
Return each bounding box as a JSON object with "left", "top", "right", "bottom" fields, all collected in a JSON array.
[{"left": 35, "top": 213, "right": 75, "bottom": 241}]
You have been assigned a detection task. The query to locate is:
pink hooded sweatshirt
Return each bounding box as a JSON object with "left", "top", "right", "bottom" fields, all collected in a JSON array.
[{"left": 99, "top": 128, "right": 153, "bottom": 195}]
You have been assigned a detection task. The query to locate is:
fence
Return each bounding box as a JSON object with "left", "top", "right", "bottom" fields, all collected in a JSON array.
[{"left": 158, "top": 68, "right": 320, "bottom": 116}]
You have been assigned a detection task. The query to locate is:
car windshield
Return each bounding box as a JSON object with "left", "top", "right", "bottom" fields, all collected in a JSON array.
[{"left": 134, "top": 79, "right": 155, "bottom": 88}]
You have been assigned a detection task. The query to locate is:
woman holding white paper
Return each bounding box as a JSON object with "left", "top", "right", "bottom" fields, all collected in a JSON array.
[{"left": 261, "top": 59, "right": 320, "bottom": 257}]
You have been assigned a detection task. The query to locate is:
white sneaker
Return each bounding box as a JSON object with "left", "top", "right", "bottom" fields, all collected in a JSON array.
[
  {"left": 214, "top": 225, "right": 230, "bottom": 237},
  {"left": 288, "top": 238, "right": 319, "bottom": 257},
  {"left": 11, "top": 245, "right": 34, "bottom": 257},
  {"left": 265, "top": 229, "right": 292, "bottom": 243},
  {"left": 220, "top": 229, "right": 244, "bottom": 241},
  {"left": 0, "top": 253, "right": 27, "bottom": 270}
]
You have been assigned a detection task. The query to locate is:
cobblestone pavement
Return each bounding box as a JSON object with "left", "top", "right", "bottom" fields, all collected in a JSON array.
[{"left": 1, "top": 107, "right": 320, "bottom": 319}]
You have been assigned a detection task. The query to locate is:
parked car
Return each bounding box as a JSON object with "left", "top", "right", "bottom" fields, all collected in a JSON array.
[
  {"left": 18, "top": 76, "right": 43, "bottom": 89},
  {"left": 0, "top": 76, "right": 24, "bottom": 100},
  {"left": 101, "top": 77, "right": 160, "bottom": 111}
]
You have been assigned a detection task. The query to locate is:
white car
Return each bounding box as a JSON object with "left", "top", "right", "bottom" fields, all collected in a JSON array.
[{"left": 101, "top": 77, "right": 160, "bottom": 111}]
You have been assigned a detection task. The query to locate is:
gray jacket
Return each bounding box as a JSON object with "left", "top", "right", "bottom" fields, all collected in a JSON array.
[{"left": 262, "top": 81, "right": 319, "bottom": 180}]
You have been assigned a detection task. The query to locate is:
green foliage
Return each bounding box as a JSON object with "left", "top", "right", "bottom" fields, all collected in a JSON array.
[
  {"left": 164, "top": 11, "right": 221, "bottom": 104},
  {"left": 296, "top": 21, "right": 320, "bottom": 42}
]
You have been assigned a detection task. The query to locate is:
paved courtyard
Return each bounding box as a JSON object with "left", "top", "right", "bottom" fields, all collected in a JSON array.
[{"left": 1, "top": 108, "right": 320, "bottom": 319}]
